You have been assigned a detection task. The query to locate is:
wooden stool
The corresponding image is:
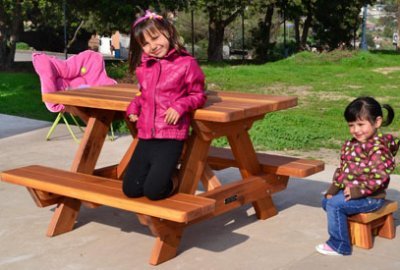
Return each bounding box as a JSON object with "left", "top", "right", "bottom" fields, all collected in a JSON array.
[{"left": 348, "top": 200, "right": 398, "bottom": 249}]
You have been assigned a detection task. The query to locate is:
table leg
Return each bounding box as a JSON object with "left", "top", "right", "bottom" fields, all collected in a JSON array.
[
  {"left": 178, "top": 132, "right": 211, "bottom": 194},
  {"left": 47, "top": 110, "right": 114, "bottom": 236},
  {"left": 116, "top": 119, "right": 138, "bottom": 179},
  {"left": 145, "top": 217, "right": 184, "bottom": 265},
  {"left": 46, "top": 198, "right": 81, "bottom": 237},
  {"left": 71, "top": 110, "right": 115, "bottom": 173},
  {"left": 228, "top": 130, "right": 278, "bottom": 219},
  {"left": 93, "top": 119, "right": 138, "bottom": 179},
  {"left": 65, "top": 106, "right": 89, "bottom": 124}
]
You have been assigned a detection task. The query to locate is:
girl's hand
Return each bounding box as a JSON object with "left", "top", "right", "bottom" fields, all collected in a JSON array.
[
  {"left": 325, "top": 194, "right": 333, "bottom": 199},
  {"left": 165, "top": 108, "right": 180, "bottom": 125},
  {"left": 344, "top": 187, "right": 351, "bottom": 201},
  {"left": 128, "top": 114, "right": 138, "bottom": 122}
]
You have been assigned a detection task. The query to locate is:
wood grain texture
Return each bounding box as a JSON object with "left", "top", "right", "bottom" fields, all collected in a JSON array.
[
  {"left": 1, "top": 165, "right": 215, "bottom": 223},
  {"left": 42, "top": 84, "right": 297, "bottom": 122},
  {"left": 207, "top": 146, "right": 325, "bottom": 178}
]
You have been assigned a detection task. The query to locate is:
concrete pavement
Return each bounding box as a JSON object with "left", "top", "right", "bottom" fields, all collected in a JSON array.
[{"left": 1, "top": 114, "right": 399, "bottom": 270}]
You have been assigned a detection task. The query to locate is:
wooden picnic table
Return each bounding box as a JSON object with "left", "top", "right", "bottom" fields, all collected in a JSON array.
[{"left": 2, "top": 83, "right": 324, "bottom": 265}]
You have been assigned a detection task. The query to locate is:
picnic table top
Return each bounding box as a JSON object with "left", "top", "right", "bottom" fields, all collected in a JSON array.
[{"left": 42, "top": 83, "right": 298, "bottom": 122}]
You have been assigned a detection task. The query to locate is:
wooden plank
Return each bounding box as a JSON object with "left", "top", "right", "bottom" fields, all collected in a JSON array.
[
  {"left": 199, "top": 175, "right": 273, "bottom": 217},
  {"left": 348, "top": 200, "right": 398, "bottom": 223},
  {"left": 43, "top": 93, "right": 130, "bottom": 111},
  {"left": 192, "top": 118, "right": 259, "bottom": 142},
  {"left": 208, "top": 91, "right": 298, "bottom": 110},
  {"left": 47, "top": 197, "right": 81, "bottom": 236},
  {"left": 116, "top": 133, "right": 139, "bottom": 179},
  {"left": 178, "top": 133, "right": 211, "bottom": 194},
  {"left": 147, "top": 218, "right": 184, "bottom": 265},
  {"left": 227, "top": 130, "right": 276, "bottom": 220},
  {"left": 93, "top": 83, "right": 138, "bottom": 92},
  {"left": 27, "top": 188, "right": 61, "bottom": 207},
  {"left": 200, "top": 165, "right": 222, "bottom": 191},
  {"left": 71, "top": 110, "right": 114, "bottom": 173},
  {"left": 207, "top": 147, "right": 325, "bottom": 178},
  {"left": 64, "top": 88, "right": 134, "bottom": 99},
  {"left": 1, "top": 165, "right": 215, "bottom": 223},
  {"left": 43, "top": 86, "right": 298, "bottom": 122}
]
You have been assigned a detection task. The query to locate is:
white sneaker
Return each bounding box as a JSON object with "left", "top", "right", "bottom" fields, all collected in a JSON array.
[{"left": 315, "top": 244, "right": 343, "bottom": 256}]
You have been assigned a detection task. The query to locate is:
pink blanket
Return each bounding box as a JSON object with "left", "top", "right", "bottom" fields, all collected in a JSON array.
[{"left": 32, "top": 50, "right": 117, "bottom": 112}]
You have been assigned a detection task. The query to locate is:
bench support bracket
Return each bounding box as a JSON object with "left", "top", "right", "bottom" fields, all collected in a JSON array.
[
  {"left": 144, "top": 216, "right": 184, "bottom": 265},
  {"left": 47, "top": 198, "right": 81, "bottom": 237}
]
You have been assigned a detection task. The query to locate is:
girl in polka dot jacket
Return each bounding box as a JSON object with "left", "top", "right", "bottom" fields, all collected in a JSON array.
[{"left": 316, "top": 96, "right": 399, "bottom": 256}]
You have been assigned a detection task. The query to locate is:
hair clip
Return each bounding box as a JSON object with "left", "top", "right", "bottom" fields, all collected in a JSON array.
[{"left": 133, "top": 10, "right": 163, "bottom": 28}]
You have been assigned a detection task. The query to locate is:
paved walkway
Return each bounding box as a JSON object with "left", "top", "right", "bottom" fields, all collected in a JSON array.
[{"left": 0, "top": 114, "right": 399, "bottom": 270}]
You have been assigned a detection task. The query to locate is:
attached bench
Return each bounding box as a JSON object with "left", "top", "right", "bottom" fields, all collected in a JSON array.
[
  {"left": 348, "top": 200, "right": 398, "bottom": 249},
  {"left": 207, "top": 146, "right": 324, "bottom": 182},
  {"left": 0, "top": 165, "right": 215, "bottom": 265}
]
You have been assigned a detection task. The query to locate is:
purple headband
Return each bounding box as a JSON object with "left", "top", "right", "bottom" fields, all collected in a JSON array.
[{"left": 133, "top": 10, "right": 163, "bottom": 28}]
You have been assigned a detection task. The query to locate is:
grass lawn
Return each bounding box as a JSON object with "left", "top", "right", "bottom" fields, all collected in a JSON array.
[
  {"left": 0, "top": 72, "right": 48, "bottom": 119},
  {"left": 1, "top": 50, "right": 400, "bottom": 161},
  {"left": 202, "top": 50, "right": 400, "bottom": 154}
]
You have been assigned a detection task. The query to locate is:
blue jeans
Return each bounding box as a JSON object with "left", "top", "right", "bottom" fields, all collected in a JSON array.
[{"left": 322, "top": 191, "right": 385, "bottom": 255}]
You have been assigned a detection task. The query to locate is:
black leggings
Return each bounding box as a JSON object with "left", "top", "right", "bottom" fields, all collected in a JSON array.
[{"left": 122, "top": 139, "right": 184, "bottom": 200}]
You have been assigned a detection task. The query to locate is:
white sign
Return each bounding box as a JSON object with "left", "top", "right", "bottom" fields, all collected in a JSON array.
[{"left": 393, "top": 33, "right": 398, "bottom": 45}]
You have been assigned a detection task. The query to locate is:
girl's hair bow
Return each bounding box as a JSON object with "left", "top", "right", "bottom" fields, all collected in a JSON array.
[{"left": 133, "top": 10, "right": 163, "bottom": 28}]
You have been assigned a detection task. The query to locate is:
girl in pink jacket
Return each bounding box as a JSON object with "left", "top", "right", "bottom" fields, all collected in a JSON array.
[{"left": 123, "top": 10, "right": 206, "bottom": 200}]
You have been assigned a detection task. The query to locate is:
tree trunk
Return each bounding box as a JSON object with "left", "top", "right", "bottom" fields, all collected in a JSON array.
[
  {"left": 301, "top": 13, "right": 312, "bottom": 49},
  {"left": 294, "top": 17, "right": 300, "bottom": 49},
  {"left": 208, "top": 21, "right": 225, "bottom": 61},
  {"left": 207, "top": 8, "right": 225, "bottom": 61},
  {"left": 207, "top": 7, "right": 243, "bottom": 62},
  {"left": 262, "top": 5, "right": 274, "bottom": 59},
  {"left": 0, "top": 1, "right": 22, "bottom": 70},
  {"left": 0, "top": 2, "right": 10, "bottom": 69}
]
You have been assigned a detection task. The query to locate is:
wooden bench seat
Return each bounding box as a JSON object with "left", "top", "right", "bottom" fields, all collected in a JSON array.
[
  {"left": 0, "top": 165, "right": 215, "bottom": 223},
  {"left": 348, "top": 200, "right": 398, "bottom": 249},
  {"left": 207, "top": 146, "right": 324, "bottom": 178}
]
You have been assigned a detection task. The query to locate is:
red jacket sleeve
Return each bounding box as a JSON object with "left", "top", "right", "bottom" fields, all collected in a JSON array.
[{"left": 170, "top": 59, "right": 206, "bottom": 116}]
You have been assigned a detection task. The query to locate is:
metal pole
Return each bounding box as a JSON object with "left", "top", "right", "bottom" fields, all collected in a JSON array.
[
  {"left": 63, "top": 0, "right": 68, "bottom": 59},
  {"left": 360, "top": 4, "right": 368, "bottom": 50},
  {"left": 241, "top": 9, "right": 245, "bottom": 61},
  {"left": 191, "top": 9, "right": 195, "bottom": 56},
  {"left": 283, "top": 7, "right": 287, "bottom": 57}
]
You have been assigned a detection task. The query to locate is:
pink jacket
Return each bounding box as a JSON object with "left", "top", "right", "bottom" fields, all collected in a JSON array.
[{"left": 126, "top": 49, "right": 206, "bottom": 140}]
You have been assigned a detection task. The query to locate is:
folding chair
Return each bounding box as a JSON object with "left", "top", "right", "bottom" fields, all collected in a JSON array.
[{"left": 32, "top": 50, "right": 117, "bottom": 143}]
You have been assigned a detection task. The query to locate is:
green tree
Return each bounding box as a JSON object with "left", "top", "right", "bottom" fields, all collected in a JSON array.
[
  {"left": 0, "top": 0, "right": 36, "bottom": 69},
  {"left": 249, "top": 0, "right": 277, "bottom": 61},
  {"left": 282, "top": 0, "right": 317, "bottom": 50},
  {"left": 312, "top": 0, "right": 376, "bottom": 49},
  {"left": 193, "top": 0, "right": 250, "bottom": 61},
  {"left": 0, "top": 0, "right": 189, "bottom": 69}
]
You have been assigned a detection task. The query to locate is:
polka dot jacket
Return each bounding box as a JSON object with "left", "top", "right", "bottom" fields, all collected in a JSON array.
[{"left": 326, "top": 132, "right": 400, "bottom": 199}]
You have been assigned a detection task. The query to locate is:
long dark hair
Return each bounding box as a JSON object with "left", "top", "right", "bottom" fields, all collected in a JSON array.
[
  {"left": 344, "top": 96, "right": 394, "bottom": 127},
  {"left": 128, "top": 13, "right": 184, "bottom": 73}
]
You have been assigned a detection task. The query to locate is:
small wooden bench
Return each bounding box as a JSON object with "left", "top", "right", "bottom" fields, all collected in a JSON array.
[
  {"left": 1, "top": 165, "right": 216, "bottom": 265},
  {"left": 207, "top": 146, "right": 325, "bottom": 178},
  {"left": 348, "top": 200, "right": 398, "bottom": 249}
]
